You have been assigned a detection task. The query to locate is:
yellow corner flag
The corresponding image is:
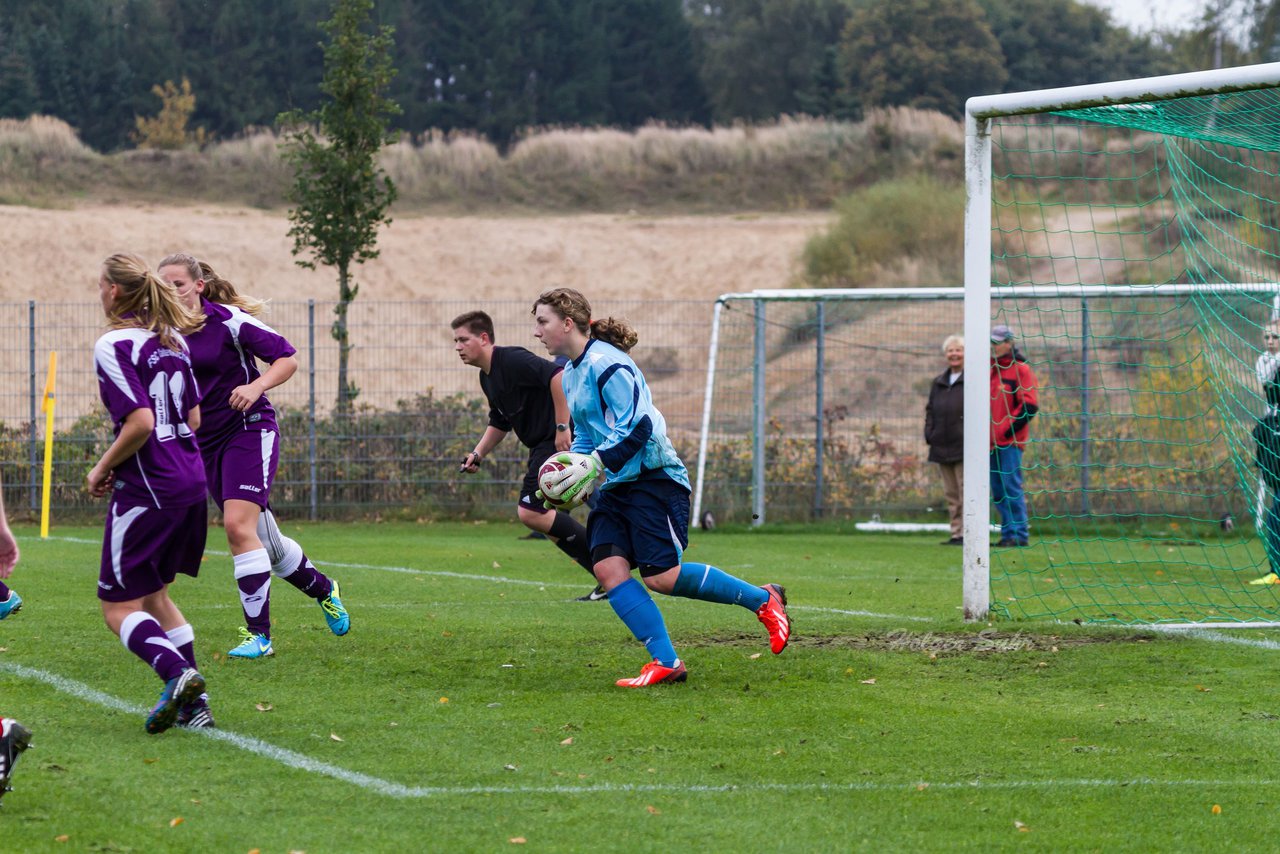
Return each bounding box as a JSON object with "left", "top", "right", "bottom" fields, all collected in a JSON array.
[{"left": 40, "top": 351, "right": 57, "bottom": 538}]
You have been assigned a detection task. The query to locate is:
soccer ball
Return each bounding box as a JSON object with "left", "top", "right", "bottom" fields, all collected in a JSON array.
[{"left": 538, "top": 459, "right": 570, "bottom": 505}]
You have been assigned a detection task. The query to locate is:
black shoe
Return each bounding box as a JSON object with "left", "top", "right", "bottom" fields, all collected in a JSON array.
[
  {"left": 941, "top": 537, "right": 963, "bottom": 546},
  {"left": 575, "top": 584, "right": 608, "bottom": 602},
  {"left": 0, "top": 718, "right": 32, "bottom": 805},
  {"left": 1015, "top": 539, "right": 1029, "bottom": 548},
  {"left": 519, "top": 531, "right": 548, "bottom": 541},
  {"left": 995, "top": 539, "right": 1013, "bottom": 547}
]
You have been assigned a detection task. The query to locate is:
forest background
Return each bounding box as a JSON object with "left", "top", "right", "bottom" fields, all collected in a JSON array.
[{"left": 0, "top": 0, "right": 1271, "bottom": 156}]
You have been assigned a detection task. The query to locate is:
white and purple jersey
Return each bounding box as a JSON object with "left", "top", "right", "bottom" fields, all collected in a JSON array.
[
  {"left": 94, "top": 329, "right": 207, "bottom": 509},
  {"left": 187, "top": 298, "right": 296, "bottom": 447}
]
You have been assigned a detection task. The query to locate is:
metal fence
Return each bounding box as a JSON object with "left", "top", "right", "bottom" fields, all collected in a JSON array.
[
  {"left": 6, "top": 295, "right": 983, "bottom": 527},
  {"left": 3, "top": 299, "right": 717, "bottom": 522}
]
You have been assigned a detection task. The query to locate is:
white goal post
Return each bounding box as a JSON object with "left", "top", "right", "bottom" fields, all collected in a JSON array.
[{"left": 963, "top": 62, "right": 1280, "bottom": 624}]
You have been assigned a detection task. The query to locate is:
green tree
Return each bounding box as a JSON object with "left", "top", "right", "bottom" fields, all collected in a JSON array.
[
  {"left": 1162, "top": 0, "right": 1256, "bottom": 68},
  {"left": 689, "top": 0, "right": 850, "bottom": 122},
  {"left": 278, "top": 0, "right": 399, "bottom": 413},
  {"left": 976, "top": 0, "right": 1178, "bottom": 92},
  {"left": 198, "top": 0, "right": 327, "bottom": 137},
  {"left": 605, "top": 0, "right": 708, "bottom": 127},
  {"left": 838, "top": 0, "right": 1007, "bottom": 120},
  {"left": 0, "top": 25, "right": 37, "bottom": 118}
]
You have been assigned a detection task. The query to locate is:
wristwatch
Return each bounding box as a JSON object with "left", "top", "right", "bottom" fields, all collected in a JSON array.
[{"left": 555, "top": 423, "right": 569, "bottom": 432}]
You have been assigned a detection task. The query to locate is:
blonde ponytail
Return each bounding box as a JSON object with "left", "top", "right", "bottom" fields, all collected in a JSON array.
[
  {"left": 101, "top": 253, "right": 203, "bottom": 350},
  {"left": 198, "top": 261, "right": 266, "bottom": 316}
]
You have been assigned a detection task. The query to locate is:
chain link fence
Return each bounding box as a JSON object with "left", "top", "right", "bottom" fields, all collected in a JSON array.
[
  {"left": 3, "top": 300, "right": 713, "bottom": 521},
  {"left": 3, "top": 296, "right": 971, "bottom": 526}
]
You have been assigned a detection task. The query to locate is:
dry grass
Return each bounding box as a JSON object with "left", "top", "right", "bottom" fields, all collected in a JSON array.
[
  {"left": 0, "top": 115, "right": 95, "bottom": 159},
  {"left": 0, "top": 110, "right": 964, "bottom": 213}
]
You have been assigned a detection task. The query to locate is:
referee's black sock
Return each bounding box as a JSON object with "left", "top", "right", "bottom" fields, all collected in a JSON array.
[{"left": 547, "top": 511, "right": 594, "bottom": 574}]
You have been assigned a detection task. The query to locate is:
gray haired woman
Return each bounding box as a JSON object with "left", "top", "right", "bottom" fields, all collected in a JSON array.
[{"left": 925, "top": 334, "right": 965, "bottom": 545}]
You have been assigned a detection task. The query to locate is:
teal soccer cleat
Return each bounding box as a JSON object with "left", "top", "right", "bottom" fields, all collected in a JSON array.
[
  {"left": 228, "top": 627, "right": 274, "bottom": 659},
  {"left": 0, "top": 591, "right": 21, "bottom": 620},
  {"left": 319, "top": 579, "right": 350, "bottom": 636}
]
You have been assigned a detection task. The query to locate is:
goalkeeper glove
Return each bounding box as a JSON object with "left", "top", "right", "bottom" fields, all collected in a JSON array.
[{"left": 537, "top": 451, "right": 604, "bottom": 509}]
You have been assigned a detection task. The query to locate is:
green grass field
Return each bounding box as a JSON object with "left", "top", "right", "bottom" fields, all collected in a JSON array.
[{"left": 3, "top": 521, "right": 1280, "bottom": 852}]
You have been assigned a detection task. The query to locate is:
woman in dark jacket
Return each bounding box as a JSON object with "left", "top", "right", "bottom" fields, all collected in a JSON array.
[{"left": 925, "top": 335, "right": 965, "bottom": 545}]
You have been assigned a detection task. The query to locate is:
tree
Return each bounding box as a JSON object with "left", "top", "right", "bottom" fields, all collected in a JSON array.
[
  {"left": 976, "top": 0, "right": 1178, "bottom": 93},
  {"left": 689, "top": 0, "right": 850, "bottom": 122},
  {"left": 605, "top": 0, "right": 708, "bottom": 127},
  {"left": 132, "top": 77, "right": 206, "bottom": 149},
  {"left": 278, "top": 0, "right": 399, "bottom": 413},
  {"left": 838, "top": 0, "right": 1007, "bottom": 120}
]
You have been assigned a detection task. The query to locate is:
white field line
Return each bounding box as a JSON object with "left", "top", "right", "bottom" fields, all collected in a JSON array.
[
  {"left": 47, "top": 536, "right": 586, "bottom": 590},
  {"left": 1150, "top": 626, "right": 1280, "bottom": 650},
  {"left": 0, "top": 660, "right": 1270, "bottom": 801},
  {"left": 42, "top": 536, "right": 933, "bottom": 623}
]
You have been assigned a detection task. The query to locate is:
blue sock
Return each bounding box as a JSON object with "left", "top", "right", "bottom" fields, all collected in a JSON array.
[
  {"left": 608, "top": 578, "right": 678, "bottom": 667},
  {"left": 672, "top": 563, "right": 769, "bottom": 611}
]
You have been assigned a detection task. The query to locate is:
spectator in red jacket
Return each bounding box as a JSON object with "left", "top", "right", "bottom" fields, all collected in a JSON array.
[{"left": 990, "top": 325, "right": 1039, "bottom": 547}]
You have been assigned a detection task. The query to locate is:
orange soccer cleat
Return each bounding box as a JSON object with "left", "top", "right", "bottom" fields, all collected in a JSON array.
[
  {"left": 615, "top": 659, "right": 688, "bottom": 688},
  {"left": 756, "top": 583, "right": 791, "bottom": 654}
]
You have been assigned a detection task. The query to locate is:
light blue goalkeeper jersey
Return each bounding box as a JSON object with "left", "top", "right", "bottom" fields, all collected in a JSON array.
[{"left": 563, "top": 338, "right": 690, "bottom": 491}]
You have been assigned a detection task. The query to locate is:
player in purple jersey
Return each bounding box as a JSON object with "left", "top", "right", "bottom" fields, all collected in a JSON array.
[
  {"left": 0, "top": 467, "right": 32, "bottom": 803},
  {"left": 158, "top": 254, "right": 349, "bottom": 660},
  {"left": 90, "top": 253, "right": 211, "bottom": 733}
]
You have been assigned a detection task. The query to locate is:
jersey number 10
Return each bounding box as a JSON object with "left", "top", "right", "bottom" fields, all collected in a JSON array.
[{"left": 149, "top": 371, "right": 193, "bottom": 441}]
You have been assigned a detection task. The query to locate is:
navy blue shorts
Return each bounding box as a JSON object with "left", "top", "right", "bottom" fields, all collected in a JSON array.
[{"left": 588, "top": 477, "right": 690, "bottom": 573}]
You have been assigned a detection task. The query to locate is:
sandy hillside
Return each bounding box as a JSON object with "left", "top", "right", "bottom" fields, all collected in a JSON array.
[{"left": 0, "top": 204, "right": 829, "bottom": 303}]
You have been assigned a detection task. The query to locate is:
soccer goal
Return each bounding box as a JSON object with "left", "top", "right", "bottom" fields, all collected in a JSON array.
[
  {"left": 692, "top": 287, "right": 969, "bottom": 530},
  {"left": 964, "top": 62, "right": 1280, "bottom": 627}
]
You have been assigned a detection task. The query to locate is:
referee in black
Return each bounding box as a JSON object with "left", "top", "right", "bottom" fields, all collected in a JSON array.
[{"left": 452, "top": 310, "right": 604, "bottom": 601}]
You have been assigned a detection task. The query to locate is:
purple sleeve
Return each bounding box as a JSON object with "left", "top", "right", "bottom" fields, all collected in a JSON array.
[
  {"left": 94, "top": 337, "right": 148, "bottom": 424},
  {"left": 181, "top": 361, "right": 201, "bottom": 413},
  {"left": 238, "top": 318, "right": 297, "bottom": 364}
]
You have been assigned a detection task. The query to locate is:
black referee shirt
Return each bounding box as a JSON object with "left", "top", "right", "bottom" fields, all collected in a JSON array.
[{"left": 478, "top": 346, "right": 563, "bottom": 449}]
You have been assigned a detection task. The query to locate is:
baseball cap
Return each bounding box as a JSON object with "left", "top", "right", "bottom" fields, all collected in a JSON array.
[{"left": 990, "top": 324, "right": 1015, "bottom": 343}]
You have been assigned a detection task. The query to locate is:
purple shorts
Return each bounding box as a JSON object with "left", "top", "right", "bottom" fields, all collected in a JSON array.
[
  {"left": 97, "top": 499, "right": 208, "bottom": 602},
  {"left": 203, "top": 428, "right": 279, "bottom": 509}
]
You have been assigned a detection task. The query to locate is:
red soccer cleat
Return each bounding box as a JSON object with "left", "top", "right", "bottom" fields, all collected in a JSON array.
[
  {"left": 615, "top": 659, "right": 688, "bottom": 688},
  {"left": 756, "top": 583, "right": 791, "bottom": 654}
]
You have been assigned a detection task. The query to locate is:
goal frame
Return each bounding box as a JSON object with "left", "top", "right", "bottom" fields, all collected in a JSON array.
[{"left": 963, "top": 61, "right": 1280, "bottom": 622}]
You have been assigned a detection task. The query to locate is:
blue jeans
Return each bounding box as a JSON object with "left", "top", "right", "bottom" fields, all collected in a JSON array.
[{"left": 990, "top": 446, "right": 1028, "bottom": 542}]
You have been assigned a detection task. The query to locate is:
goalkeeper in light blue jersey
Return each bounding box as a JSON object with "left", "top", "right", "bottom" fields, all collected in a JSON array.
[{"left": 531, "top": 288, "right": 792, "bottom": 687}]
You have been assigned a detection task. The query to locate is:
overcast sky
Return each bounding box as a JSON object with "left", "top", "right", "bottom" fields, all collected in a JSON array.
[{"left": 1083, "top": 0, "right": 1204, "bottom": 33}]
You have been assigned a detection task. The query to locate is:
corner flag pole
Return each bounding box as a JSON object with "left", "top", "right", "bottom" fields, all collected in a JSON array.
[{"left": 39, "top": 351, "right": 57, "bottom": 538}]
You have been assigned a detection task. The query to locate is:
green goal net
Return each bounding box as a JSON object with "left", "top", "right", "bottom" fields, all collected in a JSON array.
[{"left": 973, "top": 67, "right": 1280, "bottom": 625}]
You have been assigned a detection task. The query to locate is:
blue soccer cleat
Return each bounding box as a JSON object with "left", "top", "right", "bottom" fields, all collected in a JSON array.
[
  {"left": 145, "top": 669, "right": 206, "bottom": 735},
  {"left": 319, "top": 579, "right": 350, "bottom": 636},
  {"left": 228, "top": 627, "right": 274, "bottom": 659},
  {"left": 0, "top": 591, "right": 22, "bottom": 620}
]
